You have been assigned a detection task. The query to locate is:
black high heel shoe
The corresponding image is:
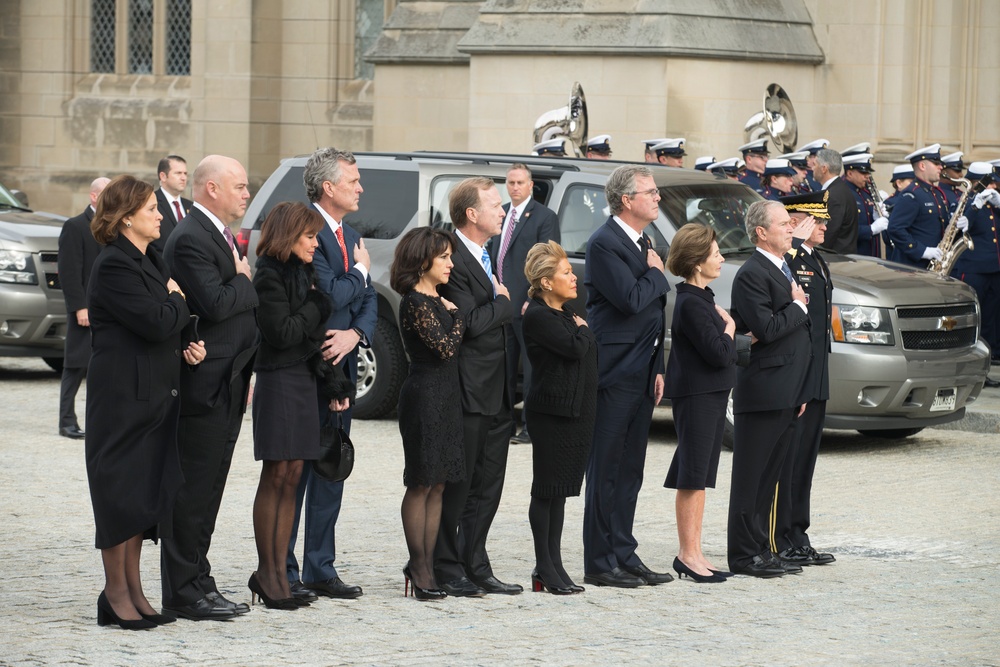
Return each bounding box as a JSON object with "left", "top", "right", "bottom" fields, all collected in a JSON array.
[
  {"left": 709, "top": 569, "right": 735, "bottom": 578},
  {"left": 248, "top": 573, "right": 299, "bottom": 610},
  {"left": 672, "top": 557, "right": 726, "bottom": 583},
  {"left": 403, "top": 565, "right": 447, "bottom": 601},
  {"left": 530, "top": 569, "right": 574, "bottom": 595},
  {"left": 97, "top": 592, "right": 157, "bottom": 630},
  {"left": 140, "top": 611, "right": 177, "bottom": 625}
]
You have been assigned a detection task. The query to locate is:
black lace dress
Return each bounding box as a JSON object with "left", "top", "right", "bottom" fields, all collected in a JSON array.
[{"left": 397, "top": 291, "right": 467, "bottom": 488}]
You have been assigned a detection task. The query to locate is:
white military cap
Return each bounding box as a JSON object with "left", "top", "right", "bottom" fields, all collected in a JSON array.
[
  {"left": 842, "top": 153, "right": 875, "bottom": 172},
  {"left": 652, "top": 138, "right": 686, "bottom": 156},
  {"left": 737, "top": 138, "right": 769, "bottom": 155},
  {"left": 694, "top": 156, "right": 716, "bottom": 171},
  {"left": 904, "top": 143, "right": 942, "bottom": 164},
  {"left": 841, "top": 142, "right": 871, "bottom": 157},
  {"left": 586, "top": 134, "right": 612, "bottom": 153},
  {"left": 799, "top": 138, "right": 829, "bottom": 155},
  {"left": 532, "top": 139, "right": 567, "bottom": 156}
]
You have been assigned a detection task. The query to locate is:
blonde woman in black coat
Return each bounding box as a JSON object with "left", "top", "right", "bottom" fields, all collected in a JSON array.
[
  {"left": 86, "top": 175, "right": 205, "bottom": 629},
  {"left": 522, "top": 241, "right": 598, "bottom": 595}
]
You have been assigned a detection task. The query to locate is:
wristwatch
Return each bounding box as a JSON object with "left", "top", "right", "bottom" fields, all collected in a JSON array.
[{"left": 352, "top": 327, "right": 365, "bottom": 344}]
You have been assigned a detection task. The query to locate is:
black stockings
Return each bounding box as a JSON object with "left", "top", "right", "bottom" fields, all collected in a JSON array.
[
  {"left": 252, "top": 459, "right": 304, "bottom": 600},
  {"left": 529, "top": 496, "right": 574, "bottom": 588},
  {"left": 401, "top": 483, "right": 445, "bottom": 590}
]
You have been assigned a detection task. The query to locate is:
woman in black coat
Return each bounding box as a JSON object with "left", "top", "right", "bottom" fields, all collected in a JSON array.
[
  {"left": 86, "top": 175, "right": 206, "bottom": 629},
  {"left": 522, "top": 241, "right": 597, "bottom": 595},
  {"left": 663, "top": 224, "right": 740, "bottom": 583},
  {"left": 250, "top": 202, "right": 352, "bottom": 609}
]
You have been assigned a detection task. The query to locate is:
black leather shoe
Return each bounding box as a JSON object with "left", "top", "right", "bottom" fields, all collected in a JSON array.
[
  {"left": 510, "top": 429, "right": 532, "bottom": 444},
  {"left": 471, "top": 575, "right": 523, "bottom": 595},
  {"left": 162, "top": 597, "right": 237, "bottom": 621},
  {"left": 776, "top": 558, "right": 803, "bottom": 574},
  {"left": 205, "top": 591, "right": 250, "bottom": 614},
  {"left": 731, "top": 554, "right": 786, "bottom": 579},
  {"left": 305, "top": 577, "right": 363, "bottom": 599},
  {"left": 782, "top": 545, "right": 836, "bottom": 566},
  {"left": 59, "top": 426, "right": 85, "bottom": 439},
  {"left": 583, "top": 567, "right": 646, "bottom": 588},
  {"left": 984, "top": 377, "right": 1000, "bottom": 388},
  {"left": 439, "top": 577, "right": 487, "bottom": 598},
  {"left": 289, "top": 580, "right": 319, "bottom": 602},
  {"left": 621, "top": 562, "right": 674, "bottom": 585}
]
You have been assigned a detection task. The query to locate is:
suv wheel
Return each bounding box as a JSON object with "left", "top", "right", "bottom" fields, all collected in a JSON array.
[
  {"left": 352, "top": 317, "right": 405, "bottom": 420},
  {"left": 43, "top": 357, "right": 64, "bottom": 373}
]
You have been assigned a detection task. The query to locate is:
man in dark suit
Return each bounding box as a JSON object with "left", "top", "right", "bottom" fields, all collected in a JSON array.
[
  {"left": 151, "top": 155, "right": 193, "bottom": 253},
  {"left": 728, "top": 199, "right": 811, "bottom": 578},
  {"left": 435, "top": 176, "right": 521, "bottom": 597},
  {"left": 489, "top": 163, "right": 560, "bottom": 444},
  {"left": 161, "top": 155, "right": 259, "bottom": 621},
  {"left": 582, "top": 164, "right": 673, "bottom": 588},
  {"left": 285, "top": 148, "right": 377, "bottom": 601},
  {"left": 56, "top": 177, "right": 108, "bottom": 439},
  {"left": 812, "top": 148, "right": 859, "bottom": 254},
  {"left": 772, "top": 192, "right": 837, "bottom": 568}
]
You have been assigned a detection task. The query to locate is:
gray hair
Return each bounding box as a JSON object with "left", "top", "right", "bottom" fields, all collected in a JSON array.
[
  {"left": 303, "top": 147, "right": 356, "bottom": 203},
  {"left": 606, "top": 164, "right": 653, "bottom": 215},
  {"left": 744, "top": 199, "right": 784, "bottom": 245},
  {"left": 814, "top": 148, "right": 842, "bottom": 176}
]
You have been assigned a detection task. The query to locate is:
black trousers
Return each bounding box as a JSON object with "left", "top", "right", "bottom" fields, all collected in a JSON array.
[
  {"left": 434, "top": 410, "right": 512, "bottom": 583},
  {"left": 505, "top": 317, "right": 531, "bottom": 433},
  {"left": 727, "top": 407, "right": 798, "bottom": 570},
  {"left": 58, "top": 367, "right": 86, "bottom": 429},
  {"left": 772, "top": 399, "right": 827, "bottom": 553},
  {"left": 161, "top": 374, "right": 247, "bottom": 606}
]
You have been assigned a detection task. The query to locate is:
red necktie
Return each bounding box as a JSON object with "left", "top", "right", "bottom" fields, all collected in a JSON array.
[
  {"left": 172, "top": 200, "right": 183, "bottom": 222},
  {"left": 334, "top": 225, "right": 349, "bottom": 273}
]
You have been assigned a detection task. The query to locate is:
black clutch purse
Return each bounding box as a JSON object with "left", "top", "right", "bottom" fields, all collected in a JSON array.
[
  {"left": 735, "top": 333, "right": 752, "bottom": 368},
  {"left": 313, "top": 410, "right": 355, "bottom": 482}
]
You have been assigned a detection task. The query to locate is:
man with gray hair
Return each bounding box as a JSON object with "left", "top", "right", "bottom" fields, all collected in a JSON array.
[
  {"left": 286, "top": 147, "right": 377, "bottom": 601},
  {"left": 727, "top": 199, "right": 811, "bottom": 578},
  {"left": 582, "top": 165, "right": 673, "bottom": 588},
  {"left": 811, "top": 148, "right": 858, "bottom": 254}
]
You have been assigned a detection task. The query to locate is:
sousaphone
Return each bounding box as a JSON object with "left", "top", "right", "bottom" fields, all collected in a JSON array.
[
  {"left": 743, "top": 84, "right": 798, "bottom": 153},
  {"left": 533, "top": 82, "right": 589, "bottom": 157}
]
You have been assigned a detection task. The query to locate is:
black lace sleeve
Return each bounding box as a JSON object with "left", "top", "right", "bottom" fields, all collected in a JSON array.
[{"left": 402, "top": 293, "right": 466, "bottom": 361}]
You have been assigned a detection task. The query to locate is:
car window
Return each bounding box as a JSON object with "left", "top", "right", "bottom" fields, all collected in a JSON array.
[
  {"left": 557, "top": 184, "right": 668, "bottom": 256},
  {"left": 0, "top": 181, "right": 26, "bottom": 208},
  {"left": 429, "top": 175, "right": 509, "bottom": 232},
  {"left": 657, "top": 183, "right": 756, "bottom": 253}
]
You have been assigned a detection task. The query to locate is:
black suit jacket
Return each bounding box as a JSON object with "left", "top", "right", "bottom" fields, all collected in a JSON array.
[
  {"left": 163, "top": 207, "right": 259, "bottom": 415},
  {"left": 731, "top": 250, "right": 811, "bottom": 413},
  {"left": 58, "top": 206, "right": 102, "bottom": 367},
  {"left": 785, "top": 245, "right": 832, "bottom": 403},
  {"left": 821, "top": 177, "right": 859, "bottom": 255},
  {"left": 663, "top": 283, "right": 737, "bottom": 398},
  {"left": 153, "top": 189, "right": 193, "bottom": 254},
  {"left": 488, "top": 198, "right": 560, "bottom": 315},
  {"left": 438, "top": 232, "right": 513, "bottom": 416}
]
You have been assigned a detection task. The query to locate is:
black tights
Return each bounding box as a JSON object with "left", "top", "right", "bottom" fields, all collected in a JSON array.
[
  {"left": 528, "top": 496, "right": 575, "bottom": 588},
  {"left": 401, "top": 483, "right": 445, "bottom": 590}
]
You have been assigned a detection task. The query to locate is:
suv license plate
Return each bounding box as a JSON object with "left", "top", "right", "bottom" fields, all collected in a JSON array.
[{"left": 930, "top": 387, "right": 957, "bottom": 412}]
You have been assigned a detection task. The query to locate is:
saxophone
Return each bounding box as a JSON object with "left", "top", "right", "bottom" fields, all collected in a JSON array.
[{"left": 928, "top": 178, "right": 975, "bottom": 276}]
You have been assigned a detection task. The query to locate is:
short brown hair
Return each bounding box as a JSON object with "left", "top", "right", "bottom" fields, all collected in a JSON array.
[
  {"left": 449, "top": 177, "right": 494, "bottom": 229},
  {"left": 666, "top": 223, "right": 716, "bottom": 279},
  {"left": 91, "top": 174, "right": 155, "bottom": 245},
  {"left": 256, "top": 201, "right": 325, "bottom": 262},
  {"left": 507, "top": 163, "right": 531, "bottom": 178},
  {"left": 524, "top": 240, "right": 568, "bottom": 299},
  {"left": 389, "top": 227, "right": 455, "bottom": 295}
]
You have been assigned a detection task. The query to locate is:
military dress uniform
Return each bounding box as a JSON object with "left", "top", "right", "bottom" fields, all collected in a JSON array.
[
  {"left": 848, "top": 181, "right": 886, "bottom": 258},
  {"left": 887, "top": 180, "right": 950, "bottom": 267},
  {"left": 939, "top": 152, "right": 966, "bottom": 212},
  {"left": 737, "top": 139, "right": 769, "bottom": 194}
]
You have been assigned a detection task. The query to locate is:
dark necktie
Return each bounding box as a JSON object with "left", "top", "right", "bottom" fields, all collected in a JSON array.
[
  {"left": 172, "top": 199, "right": 183, "bottom": 222},
  {"left": 780, "top": 260, "right": 795, "bottom": 284},
  {"left": 334, "top": 225, "right": 350, "bottom": 273},
  {"left": 222, "top": 226, "right": 235, "bottom": 252}
]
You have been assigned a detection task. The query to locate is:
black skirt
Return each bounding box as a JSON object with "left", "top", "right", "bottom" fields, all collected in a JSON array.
[
  {"left": 664, "top": 390, "right": 728, "bottom": 490},
  {"left": 252, "top": 362, "right": 321, "bottom": 461}
]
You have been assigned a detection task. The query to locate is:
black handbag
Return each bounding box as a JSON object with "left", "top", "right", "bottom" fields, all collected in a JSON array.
[{"left": 313, "top": 410, "right": 355, "bottom": 482}]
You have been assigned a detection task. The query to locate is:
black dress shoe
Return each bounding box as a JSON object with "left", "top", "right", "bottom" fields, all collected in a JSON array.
[
  {"left": 59, "top": 426, "right": 85, "bottom": 439},
  {"left": 583, "top": 567, "right": 646, "bottom": 588},
  {"left": 305, "top": 577, "right": 363, "bottom": 599},
  {"left": 471, "top": 575, "right": 523, "bottom": 595},
  {"left": 622, "top": 562, "right": 674, "bottom": 585},
  {"left": 732, "top": 555, "right": 786, "bottom": 579},
  {"left": 782, "top": 545, "right": 836, "bottom": 566},
  {"left": 289, "top": 580, "right": 319, "bottom": 602},
  {"left": 206, "top": 591, "right": 250, "bottom": 614},
  {"left": 439, "top": 577, "right": 487, "bottom": 598},
  {"left": 510, "top": 429, "right": 531, "bottom": 444},
  {"left": 984, "top": 377, "right": 1000, "bottom": 388},
  {"left": 162, "top": 597, "right": 237, "bottom": 621}
]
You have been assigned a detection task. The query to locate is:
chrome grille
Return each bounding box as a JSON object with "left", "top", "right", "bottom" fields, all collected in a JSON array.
[
  {"left": 901, "top": 329, "right": 978, "bottom": 350},
  {"left": 896, "top": 302, "right": 978, "bottom": 350}
]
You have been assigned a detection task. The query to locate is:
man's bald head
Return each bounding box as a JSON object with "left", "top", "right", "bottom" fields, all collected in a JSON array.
[
  {"left": 89, "top": 177, "right": 111, "bottom": 207},
  {"left": 192, "top": 155, "right": 250, "bottom": 224}
]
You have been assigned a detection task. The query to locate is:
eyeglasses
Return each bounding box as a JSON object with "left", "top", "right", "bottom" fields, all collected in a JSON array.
[{"left": 628, "top": 188, "right": 660, "bottom": 198}]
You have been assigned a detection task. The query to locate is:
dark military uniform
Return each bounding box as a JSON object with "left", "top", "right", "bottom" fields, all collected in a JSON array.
[
  {"left": 953, "top": 196, "right": 1000, "bottom": 355},
  {"left": 739, "top": 170, "right": 764, "bottom": 194},
  {"left": 887, "top": 180, "right": 950, "bottom": 267},
  {"left": 847, "top": 181, "right": 886, "bottom": 258}
]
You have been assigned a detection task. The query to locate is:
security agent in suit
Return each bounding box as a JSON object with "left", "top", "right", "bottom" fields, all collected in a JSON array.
[
  {"left": 582, "top": 164, "right": 673, "bottom": 588},
  {"left": 488, "top": 163, "right": 560, "bottom": 444},
  {"left": 285, "top": 148, "right": 377, "bottom": 600},
  {"left": 812, "top": 148, "right": 859, "bottom": 255},
  {"left": 56, "top": 177, "right": 108, "bottom": 439},
  {"left": 151, "top": 155, "right": 193, "bottom": 253},
  {"left": 888, "top": 144, "right": 954, "bottom": 268},
  {"left": 161, "top": 155, "right": 259, "bottom": 621},
  {"left": 435, "top": 176, "right": 521, "bottom": 597},
  {"left": 727, "top": 199, "right": 811, "bottom": 578},
  {"left": 771, "top": 192, "right": 837, "bottom": 567}
]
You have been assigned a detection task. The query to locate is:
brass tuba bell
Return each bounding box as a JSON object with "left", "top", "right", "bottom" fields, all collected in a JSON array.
[
  {"left": 743, "top": 84, "right": 798, "bottom": 153},
  {"left": 533, "top": 82, "right": 589, "bottom": 157}
]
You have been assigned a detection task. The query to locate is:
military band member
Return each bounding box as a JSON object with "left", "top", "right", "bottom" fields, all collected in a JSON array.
[
  {"left": 708, "top": 158, "right": 743, "bottom": 181},
  {"left": 737, "top": 139, "right": 769, "bottom": 193},
  {"left": 651, "top": 138, "right": 687, "bottom": 168},
  {"left": 694, "top": 156, "right": 715, "bottom": 172},
  {"left": 887, "top": 144, "right": 960, "bottom": 268},
  {"left": 586, "top": 135, "right": 613, "bottom": 160},
  {"left": 884, "top": 164, "right": 915, "bottom": 214},
  {"left": 799, "top": 138, "right": 830, "bottom": 192},
  {"left": 760, "top": 159, "right": 797, "bottom": 201},
  {"left": 842, "top": 153, "right": 888, "bottom": 258},
  {"left": 533, "top": 139, "right": 567, "bottom": 157},
  {"left": 642, "top": 138, "right": 670, "bottom": 163},
  {"left": 779, "top": 152, "right": 811, "bottom": 193},
  {"left": 840, "top": 142, "right": 871, "bottom": 158},
  {"left": 940, "top": 152, "right": 966, "bottom": 211}
]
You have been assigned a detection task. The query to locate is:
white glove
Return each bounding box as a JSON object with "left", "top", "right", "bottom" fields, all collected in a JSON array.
[
  {"left": 973, "top": 191, "right": 989, "bottom": 209},
  {"left": 955, "top": 215, "right": 969, "bottom": 232},
  {"left": 985, "top": 189, "right": 1000, "bottom": 208},
  {"left": 879, "top": 190, "right": 890, "bottom": 202},
  {"left": 922, "top": 247, "right": 943, "bottom": 261},
  {"left": 870, "top": 216, "right": 889, "bottom": 235}
]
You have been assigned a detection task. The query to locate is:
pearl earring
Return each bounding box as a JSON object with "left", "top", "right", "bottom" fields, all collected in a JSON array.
[{"left": 125, "top": 221, "right": 132, "bottom": 228}]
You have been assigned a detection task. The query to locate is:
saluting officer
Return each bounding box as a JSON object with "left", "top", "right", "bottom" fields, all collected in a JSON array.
[
  {"left": 799, "top": 138, "right": 830, "bottom": 192},
  {"left": 842, "top": 153, "right": 888, "bottom": 258},
  {"left": 887, "top": 144, "right": 958, "bottom": 268},
  {"left": 737, "top": 139, "right": 770, "bottom": 193},
  {"left": 586, "top": 135, "right": 613, "bottom": 160},
  {"left": 939, "top": 152, "right": 966, "bottom": 211}
]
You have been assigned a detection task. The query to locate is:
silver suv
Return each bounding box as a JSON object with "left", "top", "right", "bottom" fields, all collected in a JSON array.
[
  {"left": 0, "top": 181, "right": 67, "bottom": 371},
  {"left": 239, "top": 152, "right": 990, "bottom": 440}
]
